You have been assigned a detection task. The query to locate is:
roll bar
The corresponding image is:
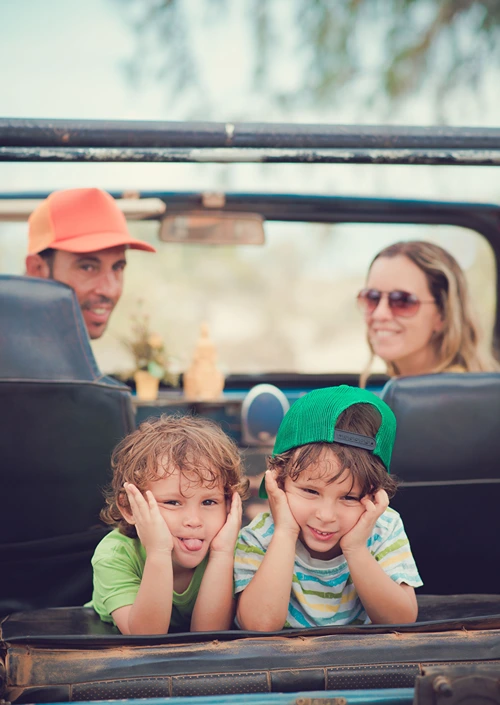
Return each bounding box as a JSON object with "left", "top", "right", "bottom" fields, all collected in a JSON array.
[{"left": 1, "top": 118, "right": 500, "bottom": 165}]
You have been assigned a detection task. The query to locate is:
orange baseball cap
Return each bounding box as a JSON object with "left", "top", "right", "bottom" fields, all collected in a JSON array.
[{"left": 28, "top": 188, "right": 157, "bottom": 255}]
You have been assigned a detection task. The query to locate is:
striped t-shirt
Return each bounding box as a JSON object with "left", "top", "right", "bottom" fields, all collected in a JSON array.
[{"left": 234, "top": 508, "right": 422, "bottom": 627}]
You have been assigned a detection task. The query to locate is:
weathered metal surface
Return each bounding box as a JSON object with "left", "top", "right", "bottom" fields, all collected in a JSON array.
[
  {"left": 414, "top": 664, "right": 500, "bottom": 705},
  {"left": 2, "top": 118, "right": 500, "bottom": 150},
  {"left": 2, "top": 630, "right": 500, "bottom": 702},
  {"left": 2, "top": 119, "right": 500, "bottom": 164},
  {"left": 4, "top": 631, "right": 500, "bottom": 686},
  {"left": 2, "top": 146, "right": 500, "bottom": 165},
  {"left": 3, "top": 601, "right": 500, "bottom": 646}
]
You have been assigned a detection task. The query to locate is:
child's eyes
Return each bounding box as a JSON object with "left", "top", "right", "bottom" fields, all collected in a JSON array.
[
  {"left": 301, "top": 487, "right": 319, "bottom": 496},
  {"left": 342, "top": 495, "right": 360, "bottom": 502},
  {"left": 158, "top": 499, "right": 220, "bottom": 507}
]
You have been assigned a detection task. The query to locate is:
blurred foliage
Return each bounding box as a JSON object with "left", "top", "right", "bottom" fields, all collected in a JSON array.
[
  {"left": 114, "top": 0, "right": 500, "bottom": 112},
  {"left": 120, "top": 299, "right": 179, "bottom": 385}
]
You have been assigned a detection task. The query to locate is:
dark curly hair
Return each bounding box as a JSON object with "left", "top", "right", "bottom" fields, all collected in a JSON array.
[{"left": 101, "top": 414, "right": 249, "bottom": 538}]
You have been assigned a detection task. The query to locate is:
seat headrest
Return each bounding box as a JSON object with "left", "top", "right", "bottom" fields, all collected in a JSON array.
[
  {"left": 0, "top": 275, "right": 101, "bottom": 381},
  {"left": 381, "top": 372, "right": 500, "bottom": 482}
]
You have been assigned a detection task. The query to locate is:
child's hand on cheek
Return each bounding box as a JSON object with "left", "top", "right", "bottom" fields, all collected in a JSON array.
[
  {"left": 211, "top": 492, "right": 242, "bottom": 555},
  {"left": 124, "top": 482, "right": 173, "bottom": 556},
  {"left": 265, "top": 471, "right": 300, "bottom": 537},
  {"left": 340, "top": 489, "right": 389, "bottom": 557}
]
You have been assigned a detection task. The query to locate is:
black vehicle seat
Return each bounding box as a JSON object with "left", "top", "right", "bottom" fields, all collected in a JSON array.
[
  {"left": 0, "top": 275, "right": 135, "bottom": 615},
  {"left": 381, "top": 372, "right": 500, "bottom": 595}
]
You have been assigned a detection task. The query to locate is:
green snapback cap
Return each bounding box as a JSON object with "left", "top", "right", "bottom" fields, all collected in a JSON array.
[{"left": 259, "top": 385, "right": 396, "bottom": 499}]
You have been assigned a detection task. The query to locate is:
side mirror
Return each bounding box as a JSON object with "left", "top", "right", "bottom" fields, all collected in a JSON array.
[{"left": 241, "top": 384, "right": 290, "bottom": 447}]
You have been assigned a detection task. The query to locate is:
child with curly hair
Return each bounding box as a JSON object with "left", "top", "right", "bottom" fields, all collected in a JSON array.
[{"left": 90, "top": 414, "right": 249, "bottom": 634}]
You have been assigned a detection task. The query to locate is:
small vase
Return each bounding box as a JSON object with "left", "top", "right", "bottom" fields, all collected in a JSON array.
[
  {"left": 183, "top": 323, "right": 224, "bottom": 401},
  {"left": 134, "top": 370, "right": 160, "bottom": 401}
]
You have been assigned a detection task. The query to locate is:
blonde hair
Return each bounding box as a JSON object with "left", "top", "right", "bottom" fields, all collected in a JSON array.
[
  {"left": 360, "top": 241, "right": 499, "bottom": 386},
  {"left": 101, "top": 414, "right": 249, "bottom": 538}
]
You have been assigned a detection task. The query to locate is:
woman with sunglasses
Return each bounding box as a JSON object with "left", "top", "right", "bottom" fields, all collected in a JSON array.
[{"left": 358, "top": 240, "right": 499, "bottom": 386}]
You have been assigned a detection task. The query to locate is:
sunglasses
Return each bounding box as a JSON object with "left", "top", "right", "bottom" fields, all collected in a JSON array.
[{"left": 357, "top": 288, "right": 436, "bottom": 318}]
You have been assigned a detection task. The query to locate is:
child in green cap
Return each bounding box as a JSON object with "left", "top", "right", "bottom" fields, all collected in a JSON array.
[{"left": 234, "top": 385, "right": 422, "bottom": 630}]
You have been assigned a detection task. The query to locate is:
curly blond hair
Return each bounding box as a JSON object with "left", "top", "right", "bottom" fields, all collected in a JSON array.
[{"left": 101, "top": 414, "right": 249, "bottom": 537}]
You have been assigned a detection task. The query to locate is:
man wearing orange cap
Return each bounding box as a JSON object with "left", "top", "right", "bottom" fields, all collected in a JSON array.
[{"left": 25, "top": 188, "right": 156, "bottom": 339}]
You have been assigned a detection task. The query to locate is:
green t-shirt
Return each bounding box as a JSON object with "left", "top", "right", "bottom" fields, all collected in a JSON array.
[{"left": 89, "top": 529, "right": 207, "bottom": 632}]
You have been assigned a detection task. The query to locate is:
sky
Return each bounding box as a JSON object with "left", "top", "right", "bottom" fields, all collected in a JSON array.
[{"left": 1, "top": 0, "right": 499, "bottom": 203}]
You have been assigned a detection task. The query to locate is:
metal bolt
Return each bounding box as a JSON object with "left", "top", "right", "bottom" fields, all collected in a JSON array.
[{"left": 433, "top": 675, "right": 453, "bottom": 696}]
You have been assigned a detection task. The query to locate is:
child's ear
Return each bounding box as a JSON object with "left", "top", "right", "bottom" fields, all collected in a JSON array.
[{"left": 117, "top": 494, "right": 136, "bottom": 526}]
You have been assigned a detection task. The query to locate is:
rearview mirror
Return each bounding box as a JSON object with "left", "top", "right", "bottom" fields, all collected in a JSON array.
[{"left": 159, "top": 211, "right": 265, "bottom": 245}]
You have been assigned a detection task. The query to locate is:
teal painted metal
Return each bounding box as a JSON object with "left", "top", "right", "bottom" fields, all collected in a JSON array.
[{"left": 41, "top": 689, "right": 414, "bottom": 705}]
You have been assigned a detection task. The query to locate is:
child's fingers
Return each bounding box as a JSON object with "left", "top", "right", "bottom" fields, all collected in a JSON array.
[
  {"left": 124, "top": 482, "right": 142, "bottom": 498},
  {"left": 231, "top": 491, "right": 242, "bottom": 514},
  {"left": 359, "top": 496, "right": 379, "bottom": 523},
  {"left": 360, "top": 490, "right": 388, "bottom": 523},
  {"left": 234, "top": 492, "right": 242, "bottom": 521},
  {"left": 124, "top": 483, "right": 152, "bottom": 521},
  {"left": 145, "top": 490, "right": 162, "bottom": 515},
  {"left": 360, "top": 495, "right": 375, "bottom": 510},
  {"left": 124, "top": 483, "right": 141, "bottom": 511},
  {"left": 373, "top": 488, "right": 389, "bottom": 505},
  {"left": 227, "top": 492, "right": 242, "bottom": 524},
  {"left": 372, "top": 489, "right": 389, "bottom": 514},
  {"left": 124, "top": 484, "right": 145, "bottom": 512},
  {"left": 264, "top": 470, "right": 280, "bottom": 497}
]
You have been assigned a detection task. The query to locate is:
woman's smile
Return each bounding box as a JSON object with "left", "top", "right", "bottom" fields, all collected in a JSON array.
[{"left": 365, "top": 254, "right": 443, "bottom": 375}]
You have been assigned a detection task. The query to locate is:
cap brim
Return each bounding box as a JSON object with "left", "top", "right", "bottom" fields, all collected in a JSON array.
[
  {"left": 258, "top": 475, "right": 268, "bottom": 500},
  {"left": 48, "top": 232, "right": 156, "bottom": 254}
]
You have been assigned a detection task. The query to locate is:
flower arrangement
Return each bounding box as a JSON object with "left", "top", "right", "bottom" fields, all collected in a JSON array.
[{"left": 122, "top": 301, "right": 178, "bottom": 388}]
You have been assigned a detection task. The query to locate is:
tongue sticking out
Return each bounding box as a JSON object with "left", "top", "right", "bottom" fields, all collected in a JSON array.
[{"left": 182, "top": 538, "right": 203, "bottom": 551}]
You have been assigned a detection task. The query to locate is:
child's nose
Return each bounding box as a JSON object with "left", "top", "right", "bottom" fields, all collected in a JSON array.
[
  {"left": 315, "top": 500, "right": 337, "bottom": 524},
  {"left": 183, "top": 512, "right": 202, "bottom": 528}
]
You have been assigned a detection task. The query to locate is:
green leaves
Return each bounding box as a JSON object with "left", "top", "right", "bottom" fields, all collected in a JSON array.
[
  {"left": 147, "top": 360, "right": 165, "bottom": 379},
  {"left": 116, "top": 0, "right": 500, "bottom": 113},
  {"left": 121, "top": 300, "right": 179, "bottom": 387}
]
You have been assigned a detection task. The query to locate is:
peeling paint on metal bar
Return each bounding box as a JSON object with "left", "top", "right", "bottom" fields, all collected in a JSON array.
[{"left": 2, "top": 147, "right": 500, "bottom": 165}]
